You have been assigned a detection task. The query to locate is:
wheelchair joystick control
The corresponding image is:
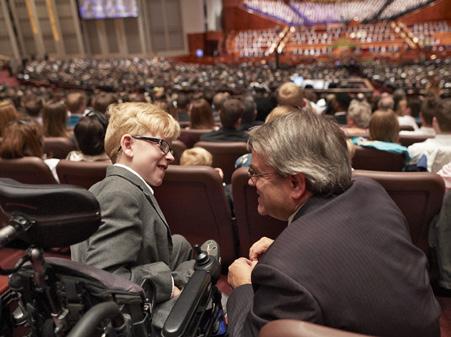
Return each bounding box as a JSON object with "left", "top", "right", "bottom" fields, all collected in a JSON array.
[
  {"left": 194, "top": 240, "right": 221, "bottom": 284},
  {"left": 194, "top": 244, "right": 209, "bottom": 266}
]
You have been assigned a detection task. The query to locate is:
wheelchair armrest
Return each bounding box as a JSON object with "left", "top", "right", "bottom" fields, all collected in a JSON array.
[{"left": 162, "top": 270, "right": 211, "bottom": 337}]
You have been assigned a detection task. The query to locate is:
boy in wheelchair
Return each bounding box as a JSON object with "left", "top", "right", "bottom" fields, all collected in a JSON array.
[
  {"left": 0, "top": 101, "right": 226, "bottom": 336},
  {"left": 0, "top": 178, "right": 225, "bottom": 337}
]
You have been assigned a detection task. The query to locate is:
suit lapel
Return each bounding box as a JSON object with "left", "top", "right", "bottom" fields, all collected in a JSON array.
[{"left": 106, "top": 166, "right": 171, "bottom": 231}]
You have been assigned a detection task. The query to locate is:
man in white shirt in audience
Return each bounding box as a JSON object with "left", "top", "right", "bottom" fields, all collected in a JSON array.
[
  {"left": 400, "top": 96, "right": 438, "bottom": 137},
  {"left": 408, "top": 99, "right": 451, "bottom": 172}
]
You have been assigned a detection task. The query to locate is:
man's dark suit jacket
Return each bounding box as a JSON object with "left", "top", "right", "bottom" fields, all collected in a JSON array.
[
  {"left": 199, "top": 128, "right": 249, "bottom": 142},
  {"left": 227, "top": 177, "right": 440, "bottom": 337}
]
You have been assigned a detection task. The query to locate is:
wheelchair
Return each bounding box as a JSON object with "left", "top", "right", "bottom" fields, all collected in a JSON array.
[{"left": 0, "top": 178, "right": 226, "bottom": 337}]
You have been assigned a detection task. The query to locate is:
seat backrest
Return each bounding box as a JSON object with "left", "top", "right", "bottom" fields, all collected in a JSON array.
[
  {"left": 0, "top": 157, "right": 58, "bottom": 184},
  {"left": 259, "top": 320, "right": 371, "bottom": 337},
  {"left": 43, "top": 137, "right": 78, "bottom": 159},
  {"left": 194, "top": 141, "right": 248, "bottom": 184},
  {"left": 179, "top": 129, "right": 212, "bottom": 148},
  {"left": 399, "top": 125, "right": 415, "bottom": 132},
  {"left": 171, "top": 139, "right": 187, "bottom": 165},
  {"left": 399, "top": 134, "right": 433, "bottom": 147},
  {"left": 154, "top": 165, "right": 237, "bottom": 265},
  {"left": 56, "top": 160, "right": 109, "bottom": 189},
  {"left": 231, "top": 167, "right": 287, "bottom": 256},
  {"left": 353, "top": 170, "right": 445, "bottom": 254},
  {"left": 352, "top": 147, "right": 405, "bottom": 171}
]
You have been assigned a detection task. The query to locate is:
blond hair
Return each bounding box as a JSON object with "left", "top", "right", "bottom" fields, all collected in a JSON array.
[
  {"left": 180, "top": 147, "right": 213, "bottom": 166},
  {"left": 265, "top": 105, "right": 296, "bottom": 123},
  {"left": 105, "top": 102, "right": 180, "bottom": 163},
  {"left": 0, "top": 100, "right": 19, "bottom": 137},
  {"left": 277, "top": 82, "right": 304, "bottom": 108}
]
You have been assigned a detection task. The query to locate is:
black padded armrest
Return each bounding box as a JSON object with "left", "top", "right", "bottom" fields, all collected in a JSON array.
[
  {"left": 162, "top": 270, "right": 211, "bottom": 337},
  {"left": 0, "top": 178, "right": 100, "bottom": 247}
]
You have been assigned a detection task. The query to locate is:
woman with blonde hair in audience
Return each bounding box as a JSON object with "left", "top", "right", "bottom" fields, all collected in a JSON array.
[
  {"left": 352, "top": 109, "right": 408, "bottom": 158},
  {"left": 42, "top": 99, "right": 69, "bottom": 137},
  {"left": 188, "top": 98, "right": 216, "bottom": 130},
  {"left": 0, "top": 119, "right": 59, "bottom": 181},
  {"left": 0, "top": 100, "right": 19, "bottom": 137}
]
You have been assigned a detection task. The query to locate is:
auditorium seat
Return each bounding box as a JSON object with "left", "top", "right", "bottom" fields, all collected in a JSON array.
[
  {"left": 0, "top": 157, "right": 58, "bottom": 184},
  {"left": 154, "top": 165, "right": 237, "bottom": 265},
  {"left": 56, "top": 160, "right": 108, "bottom": 189},
  {"left": 399, "top": 125, "right": 415, "bottom": 132},
  {"left": 353, "top": 170, "right": 445, "bottom": 254},
  {"left": 179, "top": 129, "right": 212, "bottom": 148},
  {"left": 352, "top": 147, "right": 405, "bottom": 171},
  {"left": 399, "top": 134, "right": 433, "bottom": 147},
  {"left": 259, "top": 319, "right": 372, "bottom": 337},
  {"left": 171, "top": 139, "right": 186, "bottom": 165},
  {"left": 194, "top": 141, "right": 248, "bottom": 184},
  {"left": 232, "top": 167, "right": 287, "bottom": 256},
  {"left": 43, "top": 137, "right": 77, "bottom": 159}
]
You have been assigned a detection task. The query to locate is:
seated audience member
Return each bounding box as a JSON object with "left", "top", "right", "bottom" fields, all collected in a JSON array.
[
  {"left": 396, "top": 98, "right": 419, "bottom": 131},
  {"left": 93, "top": 92, "right": 117, "bottom": 115},
  {"left": 430, "top": 161, "right": 451, "bottom": 293},
  {"left": 331, "top": 92, "right": 352, "bottom": 125},
  {"left": 180, "top": 147, "right": 223, "bottom": 179},
  {"left": 0, "top": 99, "right": 19, "bottom": 137},
  {"left": 226, "top": 112, "right": 440, "bottom": 337},
  {"left": 0, "top": 119, "right": 59, "bottom": 181},
  {"left": 65, "top": 91, "right": 88, "bottom": 129},
  {"left": 71, "top": 102, "right": 194, "bottom": 328},
  {"left": 400, "top": 96, "right": 437, "bottom": 137},
  {"left": 200, "top": 98, "right": 248, "bottom": 142},
  {"left": 377, "top": 93, "right": 394, "bottom": 111},
  {"left": 438, "top": 161, "right": 451, "bottom": 189},
  {"left": 212, "top": 91, "right": 230, "bottom": 113},
  {"left": 211, "top": 91, "right": 231, "bottom": 123},
  {"left": 22, "top": 95, "right": 43, "bottom": 124},
  {"left": 66, "top": 92, "right": 87, "bottom": 116},
  {"left": 174, "top": 93, "right": 190, "bottom": 122},
  {"left": 352, "top": 110, "right": 408, "bottom": 157},
  {"left": 187, "top": 98, "right": 216, "bottom": 130},
  {"left": 66, "top": 111, "right": 111, "bottom": 163},
  {"left": 344, "top": 99, "right": 371, "bottom": 137},
  {"left": 239, "top": 96, "right": 262, "bottom": 131},
  {"left": 235, "top": 105, "right": 304, "bottom": 169},
  {"left": 276, "top": 82, "right": 305, "bottom": 109},
  {"left": 408, "top": 99, "right": 451, "bottom": 172},
  {"left": 42, "top": 99, "right": 69, "bottom": 138}
]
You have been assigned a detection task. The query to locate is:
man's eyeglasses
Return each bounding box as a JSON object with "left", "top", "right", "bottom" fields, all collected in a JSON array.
[
  {"left": 132, "top": 136, "right": 172, "bottom": 155},
  {"left": 248, "top": 166, "right": 277, "bottom": 184}
]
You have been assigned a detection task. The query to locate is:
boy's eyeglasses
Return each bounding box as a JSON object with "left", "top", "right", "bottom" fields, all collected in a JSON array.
[{"left": 132, "top": 135, "right": 171, "bottom": 155}]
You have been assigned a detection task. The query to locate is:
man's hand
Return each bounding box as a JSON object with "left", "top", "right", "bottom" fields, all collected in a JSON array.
[
  {"left": 249, "top": 237, "right": 274, "bottom": 261},
  {"left": 227, "top": 257, "right": 257, "bottom": 289}
]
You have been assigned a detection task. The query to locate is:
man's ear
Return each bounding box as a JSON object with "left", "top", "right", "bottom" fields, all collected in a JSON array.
[
  {"left": 120, "top": 134, "right": 134, "bottom": 158},
  {"left": 432, "top": 117, "right": 441, "bottom": 133},
  {"left": 289, "top": 173, "right": 308, "bottom": 201}
]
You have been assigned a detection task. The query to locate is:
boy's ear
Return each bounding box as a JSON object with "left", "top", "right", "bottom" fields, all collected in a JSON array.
[{"left": 120, "top": 134, "right": 134, "bottom": 158}]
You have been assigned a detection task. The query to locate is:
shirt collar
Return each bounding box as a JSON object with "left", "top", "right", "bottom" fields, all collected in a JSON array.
[
  {"left": 288, "top": 202, "right": 306, "bottom": 225},
  {"left": 113, "top": 163, "right": 154, "bottom": 195}
]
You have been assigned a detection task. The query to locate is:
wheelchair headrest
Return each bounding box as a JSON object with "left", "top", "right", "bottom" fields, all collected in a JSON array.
[{"left": 0, "top": 178, "right": 101, "bottom": 247}]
